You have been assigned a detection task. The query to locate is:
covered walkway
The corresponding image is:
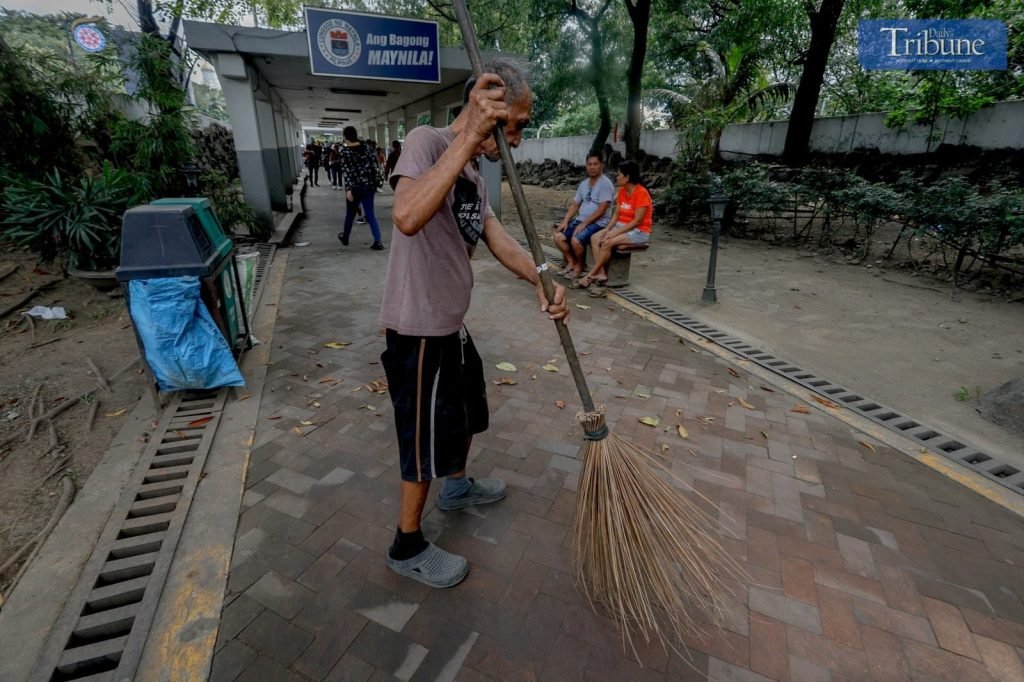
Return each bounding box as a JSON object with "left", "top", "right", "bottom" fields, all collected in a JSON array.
[{"left": 209, "top": 186, "right": 1024, "bottom": 681}]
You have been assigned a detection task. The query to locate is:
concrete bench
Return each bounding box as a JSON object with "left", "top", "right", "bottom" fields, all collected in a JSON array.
[{"left": 581, "top": 242, "right": 650, "bottom": 288}]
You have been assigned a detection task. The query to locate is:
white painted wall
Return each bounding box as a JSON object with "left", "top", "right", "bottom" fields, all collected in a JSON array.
[
  {"left": 511, "top": 130, "right": 678, "bottom": 164},
  {"left": 719, "top": 100, "right": 1024, "bottom": 160},
  {"left": 509, "top": 100, "right": 1024, "bottom": 165}
]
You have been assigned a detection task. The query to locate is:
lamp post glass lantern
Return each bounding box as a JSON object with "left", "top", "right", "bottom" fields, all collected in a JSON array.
[
  {"left": 702, "top": 190, "right": 730, "bottom": 304},
  {"left": 181, "top": 162, "right": 202, "bottom": 194}
]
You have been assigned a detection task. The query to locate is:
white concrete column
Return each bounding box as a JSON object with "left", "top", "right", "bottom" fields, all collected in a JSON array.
[
  {"left": 376, "top": 123, "right": 387, "bottom": 147},
  {"left": 387, "top": 119, "right": 399, "bottom": 147},
  {"left": 430, "top": 102, "right": 448, "bottom": 127},
  {"left": 215, "top": 53, "right": 273, "bottom": 231},
  {"left": 255, "top": 97, "right": 286, "bottom": 211},
  {"left": 404, "top": 111, "right": 418, "bottom": 136}
]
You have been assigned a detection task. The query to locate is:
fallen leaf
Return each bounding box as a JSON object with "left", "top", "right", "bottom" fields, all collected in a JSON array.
[
  {"left": 688, "top": 449, "right": 697, "bottom": 456},
  {"left": 493, "top": 377, "right": 518, "bottom": 386},
  {"left": 323, "top": 341, "right": 351, "bottom": 349},
  {"left": 531, "top": 374, "right": 537, "bottom": 380},
  {"left": 760, "top": 385, "right": 776, "bottom": 393},
  {"left": 639, "top": 416, "right": 660, "bottom": 427},
  {"left": 728, "top": 368, "right": 740, "bottom": 378},
  {"left": 291, "top": 426, "right": 304, "bottom": 435},
  {"left": 791, "top": 404, "right": 811, "bottom": 414},
  {"left": 299, "top": 420, "right": 314, "bottom": 426},
  {"left": 268, "top": 416, "right": 282, "bottom": 420},
  {"left": 188, "top": 416, "right": 214, "bottom": 427},
  {"left": 761, "top": 431, "right": 769, "bottom": 439},
  {"left": 495, "top": 362, "right": 517, "bottom": 372},
  {"left": 675, "top": 409, "right": 682, "bottom": 417},
  {"left": 859, "top": 441, "right": 877, "bottom": 453},
  {"left": 542, "top": 364, "right": 559, "bottom": 372},
  {"left": 580, "top": 351, "right": 591, "bottom": 356},
  {"left": 677, "top": 425, "right": 689, "bottom": 439},
  {"left": 105, "top": 408, "right": 128, "bottom": 417},
  {"left": 575, "top": 303, "right": 591, "bottom": 310},
  {"left": 302, "top": 374, "right": 309, "bottom": 382},
  {"left": 238, "top": 394, "right": 252, "bottom": 401},
  {"left": 661, "top": 444, "right": 670, "bottom": 453},
  {"left": 739, "top": 398, "right": 755, "bottom": 410},
  {"left": 555, "top": 400, "right": 566, "bottom": 409},
  {"left": 362, "top": 405, "right": 376, "bottom": 412},
  {"left": 351, "top": 386, "right": 363, "bottom": 392},
  {"left": 308, "top": 400, "right": 321, "bottom": 408},
  {"left": 728, "top": 401, "right": 737, "bottom": 407},
  {"left": 697, "top": 416, "right": 715, "bottom": 425},
  {"left": 812, "top": 395, "right": 839, "bottom": 409},
  {"left": 636, "top": 389, "right": 652, "bottom": 399}
]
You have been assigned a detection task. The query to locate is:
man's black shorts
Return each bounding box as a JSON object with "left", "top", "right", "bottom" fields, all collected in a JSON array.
[{"left": 381, "top": 327, "right": 489, "bottom": 482}]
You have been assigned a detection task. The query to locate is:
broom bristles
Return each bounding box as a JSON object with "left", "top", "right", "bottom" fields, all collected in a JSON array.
[{"left": 573, "top": 409, "right": 748, "bottom": 660}]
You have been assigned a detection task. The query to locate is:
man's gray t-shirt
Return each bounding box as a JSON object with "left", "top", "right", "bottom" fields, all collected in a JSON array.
[
  {"left": 574, "top": 175, "right": 615, "bottom": 227},
  {"left": 379, "top": 126, "right": 495, "bottom": 336}
]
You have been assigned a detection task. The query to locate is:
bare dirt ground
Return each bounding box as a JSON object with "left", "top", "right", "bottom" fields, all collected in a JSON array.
[
  {"left": 501, "top": 183, "right": 1024, "bottom": 467},
  {"left": 0, "top": 252, "right": 144, "bottom": 605}
]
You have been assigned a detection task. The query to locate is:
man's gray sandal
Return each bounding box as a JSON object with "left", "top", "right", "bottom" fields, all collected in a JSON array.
[
  {"left": 436, "top": 477, "right": 507, "bottom": 511},
  {"left": 386, "top": 543, "right": 469, "bottom": 588}
]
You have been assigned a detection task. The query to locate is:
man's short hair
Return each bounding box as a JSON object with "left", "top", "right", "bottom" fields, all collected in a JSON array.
[
  {"left": 462, "top": 58, "right": 531, "bottom": 106},
  {"left": 586, "top": 150, "right": 604, "bottom": 164}
]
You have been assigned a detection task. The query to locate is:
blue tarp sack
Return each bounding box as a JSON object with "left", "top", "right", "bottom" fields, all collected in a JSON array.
[{"left": 128, "top": 276, "right": 245, "bottom": 390}]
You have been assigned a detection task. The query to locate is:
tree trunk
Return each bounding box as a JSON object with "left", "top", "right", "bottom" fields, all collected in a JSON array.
[
  {"left": 623, "top": 0, "right": 651, "bottom": 160},
  {"left": 589, "top": 16, "right": 612, "bottom": 153},
  {"left": 782, "top": 0, "right": 845, "bottom": 164},
  {"left": 137, "top": 0, "right": 161, "bottom": 36}
]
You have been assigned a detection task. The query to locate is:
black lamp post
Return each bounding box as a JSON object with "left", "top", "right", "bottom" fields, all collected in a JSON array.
[
  {"left": 180, "top": 161, "right": 202, "bottom": 195},
  {"left": 702, "top": 187, "right": 730, "bottom": 304}
]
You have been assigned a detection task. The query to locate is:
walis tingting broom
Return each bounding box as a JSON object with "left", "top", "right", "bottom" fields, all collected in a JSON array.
[{"left": 451, "top": 0, "right": 748, "bottom": 659}]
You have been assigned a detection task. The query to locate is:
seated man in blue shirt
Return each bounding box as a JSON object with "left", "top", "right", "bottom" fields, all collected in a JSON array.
[{"left": 552, "top": 151, "right": 615, "bottom": 280}]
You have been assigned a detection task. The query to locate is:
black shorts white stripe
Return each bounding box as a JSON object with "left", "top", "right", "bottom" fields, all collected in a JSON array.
[{"left": 381, "top": 327, "right": 489, "bottom": 482}]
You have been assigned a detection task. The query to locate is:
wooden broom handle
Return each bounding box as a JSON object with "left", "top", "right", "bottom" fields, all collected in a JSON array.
[{"left": 452, "top": 0, "right": 597, "bottom": 414}]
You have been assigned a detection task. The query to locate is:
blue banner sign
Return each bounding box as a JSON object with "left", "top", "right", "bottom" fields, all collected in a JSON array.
[
  {"left": 859, "top": 20, "right": 1007, "bottom": 71},
  {"left": 305, "top": 7, "right": 440, "bottom": 83}
]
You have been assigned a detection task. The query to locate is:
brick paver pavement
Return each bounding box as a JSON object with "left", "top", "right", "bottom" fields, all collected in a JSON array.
[{"left": 212, "top": 188, "right": 1024, "bottom": 681}]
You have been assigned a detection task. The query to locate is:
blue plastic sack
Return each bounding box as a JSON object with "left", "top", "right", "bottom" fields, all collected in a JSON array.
[{"left": 128, "top": 277, "right": 245, "bottom": 390}]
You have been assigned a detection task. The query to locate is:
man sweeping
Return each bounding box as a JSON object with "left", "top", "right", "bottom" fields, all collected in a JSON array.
[{"left": 380, "top": 59, "right": 569, "bottom": 588}]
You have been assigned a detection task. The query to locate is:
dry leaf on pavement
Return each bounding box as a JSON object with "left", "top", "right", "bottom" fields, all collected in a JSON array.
[
  {"left": 495, "top": 362, "right": 517, "bottom": 372},
  {"left": 739, "top": 398, "right": 755, "bottom": 410},
  {"left": 493, "top": 377, "right": 518, "bottom": 385},
  {"left": 859, "top": 441, "right": 877, "bottom": 452},
  {"left": 323, "top": 341, "right": 351, "bottom": 349},
  {"left": 542, "top": 364, "right": 560, "bottom": 372},
  {"left": 555, "top": 400, "right": 566, "bottom": 409},
  {"left": 677, "top": 425, "right": 689, "bottom": 439},
  {"left": 812, "top": 395, "right": 839, "bottom": 409},
  {"left": 791, "top": 404, "right": 811, "bottom": 414},
  {"left": 638, "top": 416, "right": 660, "bottom": 427},
  {"left": 105, "top": 408, "right": 128, "bottom": 417},
  {"left": 728, "top": 368, "right": 740, "bottom": 378}
]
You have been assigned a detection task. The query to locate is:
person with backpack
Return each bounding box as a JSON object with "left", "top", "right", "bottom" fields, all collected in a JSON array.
[{"left": 338, "top": 126, "right": 384, "bottom": 250}]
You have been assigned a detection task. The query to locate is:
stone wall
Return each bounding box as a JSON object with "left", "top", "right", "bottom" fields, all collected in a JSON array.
[
  {"left": 191, "top": 123, "right": 239, "bottom": 180},
  {"left": 514, "top": 153, "right": 675, "bottom": 190}
]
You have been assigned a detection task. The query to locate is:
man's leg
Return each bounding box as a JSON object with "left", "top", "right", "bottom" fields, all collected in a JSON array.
[
  {"left": 553, "top": 231, "right": 574, "bottom": 271},
  {"left": 398, "top": 480, "right": 431, "bottom": 533}
]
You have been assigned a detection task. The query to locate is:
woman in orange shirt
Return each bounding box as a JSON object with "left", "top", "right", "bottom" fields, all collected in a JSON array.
[{"left": 577, "top": 160, "right": 652, "bottom": 288}]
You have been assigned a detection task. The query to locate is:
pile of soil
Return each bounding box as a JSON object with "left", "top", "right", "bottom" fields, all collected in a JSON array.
[{"left": 0, "top": 252, "right": 144, "bottom": 604}]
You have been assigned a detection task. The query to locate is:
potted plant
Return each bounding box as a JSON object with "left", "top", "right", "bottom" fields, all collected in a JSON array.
[{"left": 0, "top": 163, "right": 147, "bottom": 288}]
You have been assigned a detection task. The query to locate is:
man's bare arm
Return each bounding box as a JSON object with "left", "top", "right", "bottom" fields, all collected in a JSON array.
[
  {"left": 483, "top": 216, "right": 569, "bottom": 322},
  {"left": 391, "top": 74, "right": 509, "bottom": 236}
]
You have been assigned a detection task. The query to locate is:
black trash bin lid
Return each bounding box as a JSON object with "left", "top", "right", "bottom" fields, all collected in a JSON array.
[{"left": 116, "top": 204, "right": 222, "bottom": 281}]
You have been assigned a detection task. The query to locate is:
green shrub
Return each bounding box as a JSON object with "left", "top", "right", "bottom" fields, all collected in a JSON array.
[
  {"left": 200, "top": 170, "right": 265, "bottom": 240},
  {"left": 1, "top": 164, "right": 147, "bottom": 270}
]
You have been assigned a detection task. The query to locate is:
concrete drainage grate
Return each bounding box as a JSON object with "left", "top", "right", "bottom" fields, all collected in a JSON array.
[
  {"left": 31, "top": 389, "right": 228, "bottom": 681},
  {"left": 250, "top": 243, "right": 277, "bottom": 312},
  {"left": 614, "top": 288, "right": 1024, "bottom": 498}
]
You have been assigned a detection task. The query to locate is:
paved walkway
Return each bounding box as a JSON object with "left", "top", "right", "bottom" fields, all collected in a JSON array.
[{"left": 211, "top": 186, "right": 1024, "bottom": 681}]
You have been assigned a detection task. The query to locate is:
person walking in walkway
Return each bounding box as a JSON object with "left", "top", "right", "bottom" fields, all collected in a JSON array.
[
  {"left": 380, "top": 59, "right": 568, "bottom": 588},
  {"left": 576, "top": 160, "right": 653, "bottom": 289},
  {"left": 338, "top": 126, "right": 384, "bottom": 250},
  {"left": 384, "top": 139, "right": 402, "bottom": 181},
  {"left": 552, "top": 150, "right": 614, "bottom": 281}
]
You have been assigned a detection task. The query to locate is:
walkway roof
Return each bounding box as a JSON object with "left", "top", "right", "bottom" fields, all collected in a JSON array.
[{"left": 182, "top": 20, "right": 503, "bottom": 130}]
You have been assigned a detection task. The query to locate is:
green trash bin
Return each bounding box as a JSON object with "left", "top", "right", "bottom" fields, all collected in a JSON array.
[{"left": 148, "top": 198, "right": 245, "bottom": 351}]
